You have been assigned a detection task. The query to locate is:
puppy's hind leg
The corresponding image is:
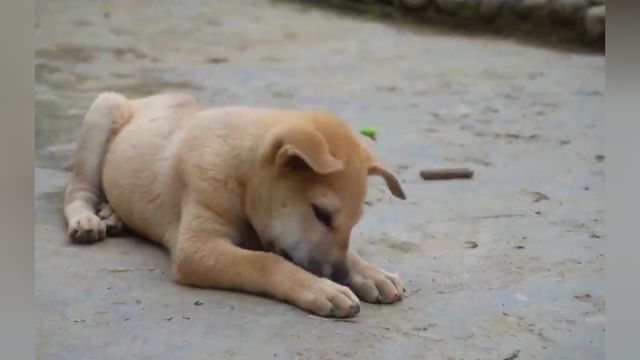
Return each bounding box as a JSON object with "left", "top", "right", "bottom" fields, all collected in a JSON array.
[{"left": 64, "top": 92, "right": 131, "bottom": 243}]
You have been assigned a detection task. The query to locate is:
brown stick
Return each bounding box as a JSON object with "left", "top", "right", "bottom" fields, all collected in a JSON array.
[{"left": 420, "top": 168, "right": 474, "bottom": 180}]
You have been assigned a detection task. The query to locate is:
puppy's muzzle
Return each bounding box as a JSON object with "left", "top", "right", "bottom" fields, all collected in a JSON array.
[
  {"left": 330, "top": 261, "right": 350, "bottom": 286},
  {"left": 275, "top": 248, "right": 350, "bottom": 285}
]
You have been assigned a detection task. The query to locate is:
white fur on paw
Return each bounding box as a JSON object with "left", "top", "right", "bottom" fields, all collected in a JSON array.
[
  {"left": 349, "top": 267, "right": 405, "bottom": 304},
  {"left": 297, "top": 278, "right": 361, "bottom": 318},
  {"left": 97, "top": 203, "right": 123, "bottom": 235},
  {"left": 68, "top": 213, "right": 106, "bottom": 243},
  {"left": 97, "top": 203, "right": 114, "bottom": 219}
]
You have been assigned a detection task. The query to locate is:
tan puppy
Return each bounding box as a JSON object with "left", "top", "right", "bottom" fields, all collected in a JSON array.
[{"left": 64, "top": 92, "right": 406, "bottom": 318}]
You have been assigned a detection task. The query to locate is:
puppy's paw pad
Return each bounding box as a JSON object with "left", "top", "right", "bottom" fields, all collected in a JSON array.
[{"left": 68, "top": 213, "right": 106, "bottom": 243}]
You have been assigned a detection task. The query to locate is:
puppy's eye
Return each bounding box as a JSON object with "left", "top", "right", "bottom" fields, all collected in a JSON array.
[{"left": 311, "top": 204, "right": 332, "bottom": 227}]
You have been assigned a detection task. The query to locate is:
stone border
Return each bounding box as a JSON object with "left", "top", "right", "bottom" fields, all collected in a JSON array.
[{"left": 290, "top": 0, "right": 605, "bottom": 50}]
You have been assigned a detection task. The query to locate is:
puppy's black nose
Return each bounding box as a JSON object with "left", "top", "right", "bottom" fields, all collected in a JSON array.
[{"left": 331, "top": 261, "right": 350, "bottom": 286}]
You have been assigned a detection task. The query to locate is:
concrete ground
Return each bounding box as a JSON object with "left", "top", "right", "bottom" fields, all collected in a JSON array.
[{"left": 35, "top": 0, "right": 605, "bottom": 359}]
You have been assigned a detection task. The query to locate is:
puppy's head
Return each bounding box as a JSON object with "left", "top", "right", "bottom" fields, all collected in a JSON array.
[{"left": 249, "top": 111, "right": 405, "bottom": 284}]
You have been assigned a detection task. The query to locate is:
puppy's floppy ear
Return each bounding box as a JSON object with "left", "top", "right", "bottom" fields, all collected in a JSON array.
[
  {"left": 368, "top": 165, "right": 406, "bottom": 199},
  {"left": 362, "top": 148, "right": 406, "bottom": 200},
  {"left": 262, "top": 123, "right": 343, "bottom": 174}
]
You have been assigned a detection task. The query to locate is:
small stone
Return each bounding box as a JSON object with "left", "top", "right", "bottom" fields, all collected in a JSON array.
[
  {"left": 595, "top": 154, "right": 605, "bottom": 161},
  {"left": 378, "top": 85, "right": 399, "bottom": 93},
  {"left": 584, "top": 5, "right": 605, "bottom": 38},
  {"left": 575, "top": 293, "right": 592, "bottom": 300},
  {"left": 194, "top": 300, "right": 203, "bottom": 306},
  {"left": 205, "top": 57, "right": 229, "bottom": 64}
]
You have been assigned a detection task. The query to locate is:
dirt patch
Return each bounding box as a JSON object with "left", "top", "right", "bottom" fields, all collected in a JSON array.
[
  {"left": 36, "top": 43, "right": 152, "bottom": 63},
  {"left": 574, "top": 293, "right": 604, "bottom": 312},
  {"left": 388, "top": 241, "right": 422, "bottom": 253},
  {"left": 36, "top": 43, "right": 96, "bottom": 63},
  {"left": 36, "top": 63, "right": 90, "bottom": 89}
]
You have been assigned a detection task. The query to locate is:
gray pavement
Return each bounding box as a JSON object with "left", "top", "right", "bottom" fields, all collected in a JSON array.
[{"left": 36, "top": 0, "right": 604, "bottom": 359}]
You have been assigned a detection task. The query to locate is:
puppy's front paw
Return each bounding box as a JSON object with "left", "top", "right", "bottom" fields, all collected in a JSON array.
[
  {"left": 68, "top": 213, "right": 106, "bottom": 243},
  {"left": 296, "top": 278, "right": 360, "bottom": 318},
  {"left": 349, "top": 265, "right": 404, "bottom": 304}
]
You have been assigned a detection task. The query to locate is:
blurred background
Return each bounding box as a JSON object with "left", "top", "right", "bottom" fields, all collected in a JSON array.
[{"left": 35, "top": 1, "right": 604, "bottom": 359}]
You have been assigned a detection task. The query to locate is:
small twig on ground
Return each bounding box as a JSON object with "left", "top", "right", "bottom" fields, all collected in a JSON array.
[
  {"left": 464, "top": 241, "right": 478, "bottom": 249},
  {"left": 423, "top": 213, "right": 529, "bottom": 225},
  {"left": 466, "top": 214, "right": 526, "bottom": 220},
  {"left": 100, "top": 267, "right": 156, "bottom": 273},
  {"left": 307, "top": 315, "right": 358, "bottom": 323},
  {"left": 420, "top": 168, "right": 474, "bottom": 180}
]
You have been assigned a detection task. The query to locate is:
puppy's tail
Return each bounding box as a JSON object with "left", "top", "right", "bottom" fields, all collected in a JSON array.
[{"left": 63, "top": 92, "right": 132, "bottom": 240}]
